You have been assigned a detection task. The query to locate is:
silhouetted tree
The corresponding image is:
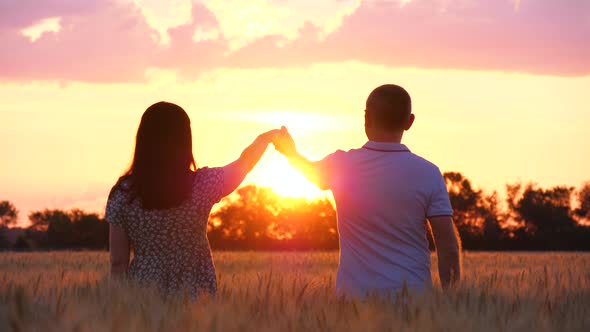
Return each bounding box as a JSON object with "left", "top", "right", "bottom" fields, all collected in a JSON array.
[
  {"left": 0, "top": 201, "right": 19, "bottom": 248},
  {"left": 3, "top": 177, "right": 590, "bottom": 251},
  {"left": 209, "top": 186, "right": 280, "bottom": 248},
  {"left": 575, "top": 182, "right": 590, "bottom": 223},
  {"left": 209, "top": 185, "right": 338, "bottom": 250},
  {"left": 506, "top": 183, "right": 583, "bottom": 250},
  {"left": 13, "top": 235, "right": 30, "bottom": 251},
  {"left": 480, "top": 192, "right": 504, "bottom": 248},
  {"left": 444, "top": 172, "right": 485, "bottom": 233},
  {"left": 27, "top": 209, "right": 108, "bottom": 249},
  {"left": 28, "top": 209, "right": 71, "bottom": 247},
  {"left": 505, "top": 183, "right": 528, "bottom": 244},
  {"left": 272, "top": 197, "right": 338, "bottom": 250},
  {"left": 443, "top": 172, "right": 503, "bottom": 249},
  {"left": 0, "top": 201, "right": 18, "bottom": 227},
  {"left": 70, "top": 210, "right": 108, "bottom": 249}
]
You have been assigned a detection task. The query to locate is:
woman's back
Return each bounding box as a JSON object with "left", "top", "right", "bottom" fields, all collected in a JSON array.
[
  {"left": 106, "top": 101, "right": 281, "bottom": 298},
  {"left": 106, "top": 167, "right": 223, "bottom": 297}
]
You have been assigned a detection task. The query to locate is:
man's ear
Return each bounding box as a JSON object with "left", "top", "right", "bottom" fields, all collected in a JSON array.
[
  {"left": 364, "top": 110, "right": 371, "bottom": 129},
  {"left": 404, "top": 113, "right": 415, "bottom": 131}
]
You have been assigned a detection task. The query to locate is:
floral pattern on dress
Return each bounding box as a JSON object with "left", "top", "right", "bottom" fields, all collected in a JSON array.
[{"left": 105, "top": 167, "right": 224, "bottom": 298}]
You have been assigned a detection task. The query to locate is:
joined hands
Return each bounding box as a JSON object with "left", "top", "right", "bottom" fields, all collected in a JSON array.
[
  {"left": 258, "top": 126, "right": 297, "bottom": 157},
  {"left": 271, "top": 126, "right": 297, "bottom": 157}
]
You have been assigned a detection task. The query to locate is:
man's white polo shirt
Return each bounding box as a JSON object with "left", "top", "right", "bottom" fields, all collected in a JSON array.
[{"left": 315, "top": 141, "right": 453, "bottom": 297}]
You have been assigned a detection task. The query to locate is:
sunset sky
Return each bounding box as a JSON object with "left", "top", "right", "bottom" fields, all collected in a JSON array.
[{"left": 1, "top": 0, "right": 589, "bottom": 225}]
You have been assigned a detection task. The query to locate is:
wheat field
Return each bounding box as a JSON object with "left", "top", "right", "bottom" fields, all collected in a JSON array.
[{"left": 0, "top": 251, "right": 589, "bottom": 331}]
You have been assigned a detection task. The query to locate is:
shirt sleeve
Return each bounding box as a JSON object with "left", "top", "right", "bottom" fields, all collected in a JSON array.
[
  {"left": 313, "top": 150, "right": 345, "bottom": 190},
  {"left": 105, "top": 187, "right": 125, "bottom": 227},
  {"left": 202, "top": 167, "right": 225, "bottom": 206},
  {"left": 426, "top": 169, "right": 454, "bottom": 218}
]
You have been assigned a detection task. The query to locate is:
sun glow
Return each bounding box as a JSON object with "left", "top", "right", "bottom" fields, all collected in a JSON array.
[{"left": 252, "top": 156, "right": 326, "bottom": 200}]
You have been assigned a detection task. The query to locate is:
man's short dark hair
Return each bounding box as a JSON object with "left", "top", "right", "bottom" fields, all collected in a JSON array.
[{"left": 366, "top": 84, "right": 412, "bottom": 131}]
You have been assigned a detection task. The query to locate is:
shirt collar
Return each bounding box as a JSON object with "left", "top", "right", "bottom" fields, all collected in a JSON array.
[{"left": 362, "top": 141, "right": 410, "bottom": 152}]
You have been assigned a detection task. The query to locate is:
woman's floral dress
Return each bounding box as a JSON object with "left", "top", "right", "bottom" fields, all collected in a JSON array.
[{"left": 105, "top": 167, "right": 224, "bottom": 297}]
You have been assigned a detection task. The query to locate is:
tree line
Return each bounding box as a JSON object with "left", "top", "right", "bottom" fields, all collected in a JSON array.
[{"left": 1, "top": 172, "right": 589, "bottom": 251}]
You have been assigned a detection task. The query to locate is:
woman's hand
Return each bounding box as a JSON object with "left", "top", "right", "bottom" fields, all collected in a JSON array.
[{"left": 257, "top": 129, "right": 282, "bottom": 144}]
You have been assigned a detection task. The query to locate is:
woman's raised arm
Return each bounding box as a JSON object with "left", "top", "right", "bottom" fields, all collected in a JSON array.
[{"left": 221, "top": 129, "right": 280, "bottom": 197}]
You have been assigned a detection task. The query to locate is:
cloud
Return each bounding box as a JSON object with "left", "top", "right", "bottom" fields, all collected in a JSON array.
[
  {"left": 21, "top": 17, "right": 62, "bottom": 42},
  {"left": 0, "top": 0, "right": 588, "bottom": 82},
  {"left": 198, "top": 0, "right": 361, "bottom": 50},
  {"left": 323, "top": 0, "right": 590, "bottom": 76},
  {"left": 154, "top": 1, "right": 227, "bottom": 78},
  {"left": 133, "top": 0, "right": 193, "bottom": 45},
  {"left": 226, "top": 0, "right": 590, "bottom": 76},
  {"left": 0, "top": 0, "right": 159, "bottom": 82},
  {"left": 0, "top": 0, "right": 100, "bottom": 30}
]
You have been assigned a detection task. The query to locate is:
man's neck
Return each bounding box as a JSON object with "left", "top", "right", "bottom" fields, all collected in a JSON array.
[{"left": 367, "top": 132, "right": 403, "bottom": 143}]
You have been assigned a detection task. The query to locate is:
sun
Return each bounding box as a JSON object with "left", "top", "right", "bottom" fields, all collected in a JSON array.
[{"left": 248, "top": 154, "right": 326, "bottom": 200}]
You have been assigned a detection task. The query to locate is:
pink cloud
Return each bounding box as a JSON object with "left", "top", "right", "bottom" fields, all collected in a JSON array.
[
  {"left": 324, "top": 0, "right": 590, "bottom": 76},
  {"left": 227, "top": 0, "right": 590, "bottom": 76},
  {"left": 0, "top": 0, "right": 588, "bottom": 82},
  {"left": 0, "top": 0, "right": 158, "bottom": 82},
  {"left": 0, "top": 0, "right": 100, "bottom": 30},
  {"left": 153, "top": 2, "right": 227, "bottom": 78}
]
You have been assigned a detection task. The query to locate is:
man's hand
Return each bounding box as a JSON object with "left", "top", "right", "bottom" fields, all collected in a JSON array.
[
  {"left": 272, "top": 126, "right": 297, "bottom": 157},
  {"left": 271, "top": 126, "right": 329, "bottom": 189}
]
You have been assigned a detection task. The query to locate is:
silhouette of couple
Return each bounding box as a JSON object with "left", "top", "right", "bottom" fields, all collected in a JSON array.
[{"left": 106, "top": 84, "right": 461, "bottom": 299}]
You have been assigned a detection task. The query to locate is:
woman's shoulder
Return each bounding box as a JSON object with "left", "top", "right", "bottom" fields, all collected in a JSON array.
[
  {"left": 194, "top": 167, "right": 224, "bottom": 183},
  {"left": 108, "top": 176, "right": 133, "bottom": 201},
  {"left": 192, "top": 167, "right": 224, "bottom": 205},
  {"left": 105, "top": 177, "right": 134, "bottom": 225}
]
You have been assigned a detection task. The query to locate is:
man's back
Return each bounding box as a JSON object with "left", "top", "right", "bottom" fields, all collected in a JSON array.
[
  {"left": 271, "top": 84, "right": 461, "bottom": 297},
  {"left": 321, "top": 141, "right": 453, "bottom": 297}
]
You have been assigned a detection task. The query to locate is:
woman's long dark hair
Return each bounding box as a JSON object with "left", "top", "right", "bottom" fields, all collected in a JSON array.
[{"left": 116, "top": 101, "right": 196, "bottom": 210}]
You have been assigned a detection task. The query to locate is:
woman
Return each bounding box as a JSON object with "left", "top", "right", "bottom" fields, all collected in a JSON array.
[{"left": 106, "top": 101, "right": 279, "bottom": 297}]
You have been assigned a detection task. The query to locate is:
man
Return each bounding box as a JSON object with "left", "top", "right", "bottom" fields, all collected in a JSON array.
[{"left": 273, "top": 84, "right": 461, "bottom": 298}]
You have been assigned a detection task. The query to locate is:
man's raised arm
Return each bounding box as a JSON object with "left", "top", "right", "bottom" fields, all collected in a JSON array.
[
  {"left": 429, "top": 216, "right": 461, "bottom": 289},
  {"left": 272, "top": 126, "right": 329, "bottom": 189}
]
